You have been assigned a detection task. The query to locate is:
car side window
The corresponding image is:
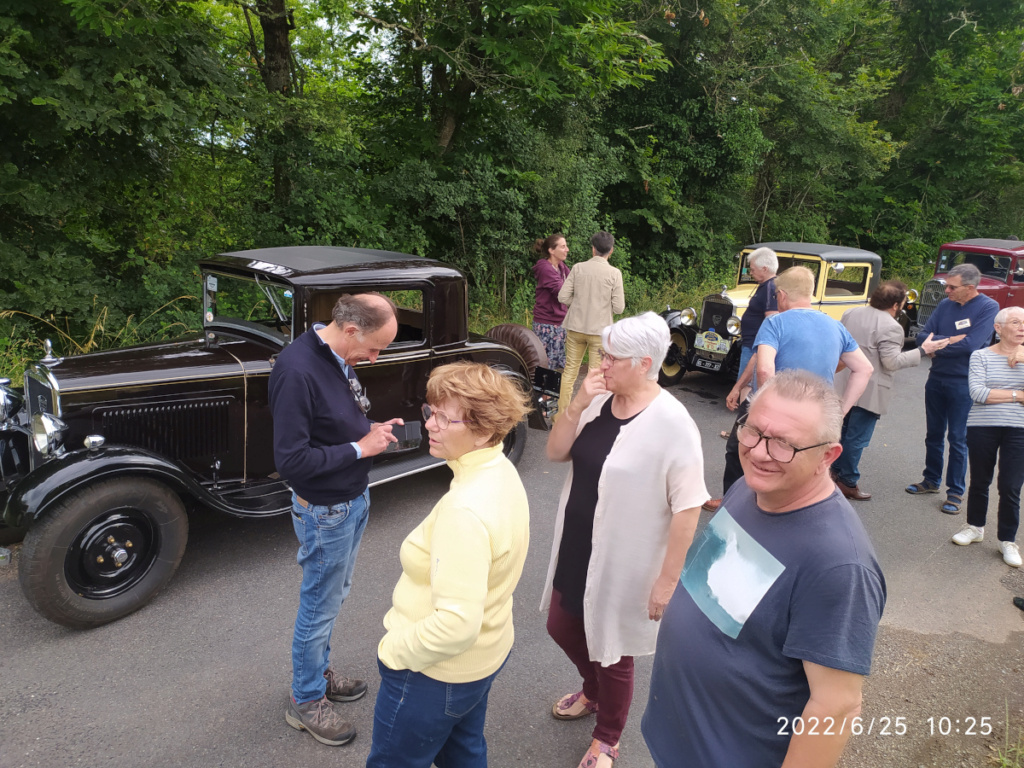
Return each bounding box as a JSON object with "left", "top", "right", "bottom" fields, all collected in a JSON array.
[
  {"left": 824, "top": 264, "right": 869, "bottom": 299},
  {"left": 309, "top": 289, "right": 427, "bottom": 348},
  {"left": 1014, "top": 260, "right": 1024, "bottom": 283}
]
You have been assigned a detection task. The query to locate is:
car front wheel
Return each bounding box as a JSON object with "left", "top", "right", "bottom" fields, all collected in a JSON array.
[
  {"left": 658, "top": 330, "right": 690, "bottom": 386},
  {"left": 19, "top": 478, "right": 188, "bottom": 629},
  {"left": 502, "top": 420, "right": 527, "bottom": 465}
]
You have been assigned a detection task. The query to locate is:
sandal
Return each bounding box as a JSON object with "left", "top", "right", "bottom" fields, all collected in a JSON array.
[
  {"left": 578, "top": 739, "right": 619, "bottom": 768},
  {"left": 906, "top": 481, "right": 940, "bottom": 495},
  {"left": 719, "top": 430, "right": 729, "bottom": 439},
  {"left": 552, "top": 691, "right": 598, "bottom": 720},
  {"left": 941, "top": 494, "right": 963, "bottom": 515}
]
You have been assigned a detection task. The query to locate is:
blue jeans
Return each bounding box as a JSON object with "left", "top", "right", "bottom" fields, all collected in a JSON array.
[
  {"left": 966, "top": 426, "right": 1024, "bottom": 542},
  {"left": 291, "top": 489, "right": 370, "bottom": 704},
  {"left": 366, "top": 656, "right": 507, "bottom": 768},
  {"left": 923, "top": 375, "right": 972, "bottom": 497},
  {"left": 833, "top": 406, "right": 881, "bottom": 487}
]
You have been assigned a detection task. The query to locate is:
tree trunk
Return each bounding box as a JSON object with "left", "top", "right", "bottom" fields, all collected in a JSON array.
[{"left": 255, "top": 0, "right": 295, "bottom": 207}]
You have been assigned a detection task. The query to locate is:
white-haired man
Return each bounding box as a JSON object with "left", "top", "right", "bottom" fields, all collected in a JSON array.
[{"left": 643, "top": 369, "right": 886, "bottom": 768}]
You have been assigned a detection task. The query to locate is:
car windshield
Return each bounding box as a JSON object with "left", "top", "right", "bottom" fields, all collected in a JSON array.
[
  {"left": 937, "top": 250, "right": 1010, "bottom": 282},
  {"left": 204, "top": 272, "right": 293, "bottom": 343},
  {"left": 737, "top": 252, "right": 822, "bottom": 289}
]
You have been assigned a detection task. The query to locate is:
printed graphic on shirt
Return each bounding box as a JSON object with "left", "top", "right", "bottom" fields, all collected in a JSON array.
[{"left": 681, "top": 507, "right": 785, "bottom": 639}]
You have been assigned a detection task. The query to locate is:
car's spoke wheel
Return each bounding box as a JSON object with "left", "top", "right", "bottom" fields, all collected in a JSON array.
[
  {"left": 19, "top": 478, "right": 187, "bottom": 629},
  {"left": 658, "top": 331, "right": 690, "bottom": 386}
]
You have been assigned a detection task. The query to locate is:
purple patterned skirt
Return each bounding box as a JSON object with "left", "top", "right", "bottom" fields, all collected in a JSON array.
[{"left": 533, "top": 322, "right": 566, "bottom": 370}]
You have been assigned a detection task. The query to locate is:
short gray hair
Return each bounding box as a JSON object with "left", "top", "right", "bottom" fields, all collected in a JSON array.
[
  {"left": 748, "top": 247, "right": 779, "bottom": 274},
  {"left": 331, "top": 293, "right": 397, "bottom": 332},
  {"left": 601, "top": 312, "right": 670, "bottom": 380},
  {"left": 995, "top": 306, "right": 1024, "bottom": 325},
  {"left": 749, "top": 369, "right": 843, "bottom": 443},
  {"left": 948, "top": 263, "right": 981, "bottom": 287}
]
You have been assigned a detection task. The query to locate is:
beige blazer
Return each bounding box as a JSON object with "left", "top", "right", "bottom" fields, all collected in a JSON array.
[
  {"left": 558, "top": 256, "right": 625, "bottom": 335},
  {"left": 835, "top": 305, "right": 922, "bottom": 415}
]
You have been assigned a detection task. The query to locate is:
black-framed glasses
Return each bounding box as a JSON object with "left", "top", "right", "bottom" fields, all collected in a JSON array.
[
  {"left": 735, "top": 415, "right": 831, "bottom": 464},
  {"left": 421, "top": 403, "right": 474, "bottom": 430},
  {"left": 348, "top": 377, "right": 371, "bottom": 415}
]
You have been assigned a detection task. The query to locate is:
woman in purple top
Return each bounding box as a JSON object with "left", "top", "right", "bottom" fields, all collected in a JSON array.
[{"left": 533, "top": 233, "right": 571, "bottom": 370}]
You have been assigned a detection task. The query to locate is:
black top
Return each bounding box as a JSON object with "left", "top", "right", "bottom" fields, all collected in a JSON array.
[
  {"left": 553, "top": 398, "right": 640, "bottom": 616},
  {"left": 741, "top": 277, "right": 777, "bottom": 347}
]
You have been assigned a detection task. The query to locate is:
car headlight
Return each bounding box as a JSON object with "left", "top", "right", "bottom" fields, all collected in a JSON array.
[
  {"left": 680, "top": 308, "right": 697, "bottom": 326},
  {"left": 0, "top": 380, "right": 22, "bottom": 422},
  {"left": 726, "top": 316, "right": 742, "bottom": 336},
  {"left": 32, "top": 412, "right": 67, "bottom": 455},
  {"left": 906, "top": 289, "right": 919, "bottom": 304}
]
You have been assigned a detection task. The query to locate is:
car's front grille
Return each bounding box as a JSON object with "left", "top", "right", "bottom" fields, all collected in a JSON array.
[
  {"left": 98, "top": 398, "right": 232, "bottom": 459},
  {"left": 699, "top": 295, "right": 735, "bottom": 334},
  {"left": 917, "top": 279, "right": 946, "bottom": 329},
  {"left": 24, "top": 367, "right": 58, "bottom": 420}
]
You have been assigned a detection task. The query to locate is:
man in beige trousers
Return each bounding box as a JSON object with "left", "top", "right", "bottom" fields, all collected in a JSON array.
[{"left": 557, "top": 231, "right": 625, "bottom": 415}]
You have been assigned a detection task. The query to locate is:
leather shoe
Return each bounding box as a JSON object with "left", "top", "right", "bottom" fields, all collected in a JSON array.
[
  {"left": 835, "top": 479, "right": 871, "bottom": 501},
  {"left": 702, "top": 498, "right": 722, "bottom": 512}
]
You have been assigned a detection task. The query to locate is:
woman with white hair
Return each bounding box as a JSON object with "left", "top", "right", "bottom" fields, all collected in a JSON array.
[
  {"left": 951, "top": 305, "right": 1024, "bottom": 568},
  {"left": 540, "top": 312, "right": 708, "bottom": 768}
]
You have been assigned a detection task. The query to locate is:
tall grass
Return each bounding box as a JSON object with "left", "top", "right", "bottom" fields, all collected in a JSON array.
[{"left": 0, "top": 296, "right": 199, "bottom": 379}]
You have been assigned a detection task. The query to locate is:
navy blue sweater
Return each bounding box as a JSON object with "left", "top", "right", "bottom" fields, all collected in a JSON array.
[
  {"left": 268, "top": 327, "right": 372, "bottom": 504},
  {"left": 921, "top": 293, "right": 999, "bottom": 381}
]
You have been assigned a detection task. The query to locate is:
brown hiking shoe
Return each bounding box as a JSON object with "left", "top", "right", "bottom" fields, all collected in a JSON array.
[
  {"left": 285, "top": 696, "right": 356, "bottom": 746},
  {"left": 324, "top": 667, "right": 367, "bottom": 702}
]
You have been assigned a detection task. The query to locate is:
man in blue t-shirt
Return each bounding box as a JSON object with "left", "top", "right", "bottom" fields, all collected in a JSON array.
[
  {"left": 905, "top": 263, "right": 999, "bottom": 514},
  {"left": 707, "top": 267, "right": 873, "bottom": 512},
  {"left": 643, "top": 370, "right": 886, "bottom": 768}
]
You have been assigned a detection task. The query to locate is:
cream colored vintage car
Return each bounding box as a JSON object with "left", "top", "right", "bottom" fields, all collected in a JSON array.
[{"left": 658, "top": 242, "right": 894, "bottom": 384}]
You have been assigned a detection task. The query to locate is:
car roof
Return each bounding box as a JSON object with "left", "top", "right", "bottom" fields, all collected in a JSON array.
[
  {"left": 941, "top": 238, "right": 1024, "bottom": 255},
  {"left": 744, "top": 242, "right": 882, "bottom": 264},
  {"left": 201, "top": 246, "right": 462, "bottom": 286}
]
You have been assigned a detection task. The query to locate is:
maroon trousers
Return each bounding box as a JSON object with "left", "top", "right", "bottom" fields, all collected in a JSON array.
[{"left": 546, "top": 589, "right": 634, "bottom": 745}]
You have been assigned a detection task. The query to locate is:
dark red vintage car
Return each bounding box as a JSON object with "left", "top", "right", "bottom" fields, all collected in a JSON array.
[
  {"left": 914, "top": 238, "right": 1024, "bottom": 334},
  {"left": 0, "top": 247, "right": 551, "bottom": 628}
]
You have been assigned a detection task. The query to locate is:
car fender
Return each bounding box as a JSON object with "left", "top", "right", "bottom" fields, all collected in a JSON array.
[
  {"left": 661, "top": 310, "right": 698, "bottom": 350},
  {"left": 4, "top": 445, "right": 220, "bottom": 529}
]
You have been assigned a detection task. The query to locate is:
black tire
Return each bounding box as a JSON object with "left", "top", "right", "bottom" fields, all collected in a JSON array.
[
  {"left": 659, "top": 330, "right": 690, "bottom": 386},
  {"left": 502, "top": 420, "right": 527, "bottom": 466},
  {"left": 19, "top": 478, "right": 188, "bottom": 629},
  {"left": 484, "top": 324, "right": 549, "bottom": 379}
]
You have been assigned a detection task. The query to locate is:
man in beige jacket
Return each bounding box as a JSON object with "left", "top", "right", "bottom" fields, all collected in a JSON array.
[{"left": 557, "top": 231, "right": 626, "bottom": 415}]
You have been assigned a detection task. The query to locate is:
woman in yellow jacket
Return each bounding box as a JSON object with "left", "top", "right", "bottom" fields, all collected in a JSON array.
[{"left": 366, "top": 362, "right": 531, "bottom": 768}]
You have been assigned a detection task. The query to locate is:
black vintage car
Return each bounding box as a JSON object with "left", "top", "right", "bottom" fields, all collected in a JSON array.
[{"left": 0, "top": 247, "right": 550, "bottom": 628}]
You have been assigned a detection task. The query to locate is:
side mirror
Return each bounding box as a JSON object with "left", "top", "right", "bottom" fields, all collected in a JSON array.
[{"left": 831, "top": 263, "right": 845, "bottom": 275}]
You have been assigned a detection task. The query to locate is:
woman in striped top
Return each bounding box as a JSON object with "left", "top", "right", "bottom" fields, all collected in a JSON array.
[{"left": 952, "top": 306, "right": 1024, "bottom": 567}]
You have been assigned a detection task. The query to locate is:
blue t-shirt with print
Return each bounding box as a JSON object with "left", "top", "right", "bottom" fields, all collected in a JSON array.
[
  {"left": 752, "top": 309, "right": 858, "bottom": 389},
  {"left": 641, "top": 481, "right": 886, "bottom": 768}
]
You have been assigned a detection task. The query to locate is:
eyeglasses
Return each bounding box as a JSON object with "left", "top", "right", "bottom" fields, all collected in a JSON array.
[
  {"left": 736, "top": 416, "right": 831, "bottom": 464},
  {"left": 421, "top": 403, "right": 474, "bottom": 430},
  {"left": 348, "top": 377, "right": 371, "bottom": 415},
  {"left": 944, "top": 281, "right": 966, "bottom": 292},
  {"left": 598, "top": 350, "right": 628, "bottom": 364},
  {"left": 999, "top": 319, "right": 1024, "bottom": 328}
]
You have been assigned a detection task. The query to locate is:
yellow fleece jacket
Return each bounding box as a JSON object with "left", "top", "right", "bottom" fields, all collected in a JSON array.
[{"left": 377, "top": 443, "right": 530, "bottom": 683}]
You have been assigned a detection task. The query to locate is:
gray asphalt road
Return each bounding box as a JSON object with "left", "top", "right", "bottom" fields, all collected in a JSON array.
[{"left": 1, "top": 358, "right": 1022, "bottom": 768}]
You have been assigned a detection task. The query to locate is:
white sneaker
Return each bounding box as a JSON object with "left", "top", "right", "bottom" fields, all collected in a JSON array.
[
  {"left": 1000, "top": 541, "right": 1022, "bottom": 568},
  {"left": 952, "top": 525, "right": 984, "bottom": 545}
]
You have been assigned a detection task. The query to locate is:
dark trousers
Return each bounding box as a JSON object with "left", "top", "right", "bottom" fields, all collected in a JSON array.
[
  {"left": 966, "top": 426, "right": 1024, "bottom": 542},
  {"left": 923, "top": 375, "right": 972, "bottom": 497},
  {"left": 722, "top": 399, "right": 749, "bottom": 496},
  {"left": 833, "top": 406, "right": 881, "bottom": 487},
  {"left": 546, "top": 589, "right": 634, "bottom": 745}
]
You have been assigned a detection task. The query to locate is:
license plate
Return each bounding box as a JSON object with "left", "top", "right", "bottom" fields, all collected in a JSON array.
[
  {"left": 695, "top": 358, "right": 722, "bottom": 372},
  {"left": 695, "top": 331, "right": 732, "bottom": 354}
]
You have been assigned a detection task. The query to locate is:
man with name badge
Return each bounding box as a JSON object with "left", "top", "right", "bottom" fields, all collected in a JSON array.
[{"left": 905, "top": 263, "right": 998, "bottom": 515}]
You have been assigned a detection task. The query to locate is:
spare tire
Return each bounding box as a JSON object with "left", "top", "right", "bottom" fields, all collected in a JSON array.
[{"left": 484, "top": 324, "right": 549, "bottom": 379}]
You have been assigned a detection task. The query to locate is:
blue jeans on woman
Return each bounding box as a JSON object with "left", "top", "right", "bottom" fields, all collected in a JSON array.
[
  {"left": 966, "top": 426, "right": 1024, "bottom": 543},
  {"left": 291, "top": 489, "right": 370, "bottom": 704},
  {"left": 366, "top": 656, "right": 508, "bottom": 768}
]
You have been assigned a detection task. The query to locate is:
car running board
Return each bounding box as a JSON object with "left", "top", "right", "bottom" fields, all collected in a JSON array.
[{"left": 369, "top": 453, "right": 447, "bottom": 487}]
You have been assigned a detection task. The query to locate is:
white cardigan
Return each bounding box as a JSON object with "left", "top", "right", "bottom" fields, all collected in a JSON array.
[{"left": 540, "top": 389, "right": 708, "bottom": 666}]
